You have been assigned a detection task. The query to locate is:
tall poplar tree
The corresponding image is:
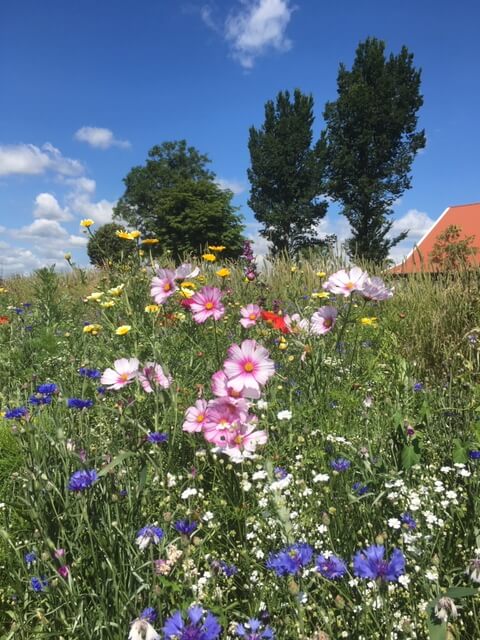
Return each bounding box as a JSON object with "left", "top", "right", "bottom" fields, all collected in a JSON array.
[
  {"left": 323, "top": 38, "right": 426, "bottom": 263},
  {"left": 248, "top": 89, "right": 328, "bottom": 256}
]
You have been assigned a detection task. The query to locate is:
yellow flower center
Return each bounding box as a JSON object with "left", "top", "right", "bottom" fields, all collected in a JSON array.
[
  {"left": 163, "top": 283, "right": 171, "bottom": 292},
  {"left": 196, "top": 414, "right": 204, "bottom": 422},
  {"left": 324, "top": 319, "right": 332, "bottom": 328},
  {"left": 205, "top": 302, "right": 214, "bottom": 310},
  {"left": 244, "top": 362, "right": 254, "bottom": 372},
  {"left": 120, "top": 373, "right": 129, "bottom": 382},
  {"left": 346, "top": 282, "right": 354, "bottom": 289},
  {"left": 234, "top": 434, "right": 243, "bottom": 444},
  {"left": 249, "top": 314, "right": 257, "bottom": 320}
]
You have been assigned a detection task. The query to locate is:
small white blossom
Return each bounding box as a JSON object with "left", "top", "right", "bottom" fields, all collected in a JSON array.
[
  {"left": 181, "top": 487, "right": 198, "bottom": 500},
  {"left": 277, "top": 410, "right": 292, "bottom": 421}
]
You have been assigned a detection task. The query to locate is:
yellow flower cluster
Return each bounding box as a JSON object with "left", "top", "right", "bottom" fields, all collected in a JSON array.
[
  {"left": 83, "top": 324, "right": 102, "bottom": 335},
  {"left": 116, "top": 230, "right": 141, "bottom": 240}
]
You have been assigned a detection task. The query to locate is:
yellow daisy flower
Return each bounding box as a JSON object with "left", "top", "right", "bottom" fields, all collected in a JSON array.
[
  {"left": 100, "top": 300, "right": 115, "bottom": 308},
  {"left": 115, "top": 325, "right": 132, "bottom": 335},
  {"left": 208, "top": 245, "right": 226, "bottom": 252},
  {"left": 311, "top": 291, "right": 330, "bottom": 299},
  {"left": 316, "top": 271, "right": 326, "bottom": 278},
  {"left": 80, "top": 219, "right": 95, "bottom": 227},
  {"left": 202, "top": 253, "right": 216, "bottom": 262},
  {"left": 216, "top": 267, "right": 231, "bottom": 278},
  {"left": 359, "top": 317, "right": 378, "bottom": 327},
  {"left": 0, "top": 287, "right": 8, "bottom": 294},
  {"left": 141, "top": 238, "right": 159, "bottom": 245},
  {"left": 145, "top": 304, "right": 160, "bottom": 313},
  {"left": 108, "top": 284, "right": 124, "bottom": 297},
  {"left": 85, "top": 292, "right": 104, "bottom": 301}
]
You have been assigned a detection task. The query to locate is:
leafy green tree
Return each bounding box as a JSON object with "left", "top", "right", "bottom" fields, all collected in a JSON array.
[
  {"left": 247, "top": 89, "right": 328, "bottom": 256},
  {"left": 322, "top": 38, "right": 426, "bottom": 263},
  {"left": 113, "top": 141, "right": 244, "bottom": 260},
  {"left": 87, "top": 222, "right": 135, "bottom": 266},
  {"left": 429, "top": 224, "right": 478, "bottom": 271}
]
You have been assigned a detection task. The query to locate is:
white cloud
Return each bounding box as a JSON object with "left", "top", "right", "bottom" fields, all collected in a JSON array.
[
  {"left": 74, "top": 126, "right": 130, "bottom": 150},
  {"left": 66, "top": 177, "right": 117, "bottom": 225},
  {"left": 216, "top": 177, "right": 246, "bottom": 195},
  {"left": 0, "top": 143, "right": 84, "bottom": 177},
  {"left": 225, "top": 0, "right": 294, "bottom": 68},
  {"left": 33, "top": 192, "right": 72, "bottom": 222},
  {"left": 390, "top": 209, "right": 435, "bottom": 239},
  {"left": 12, "top": 218, "right": 87, "bottom": 248}
]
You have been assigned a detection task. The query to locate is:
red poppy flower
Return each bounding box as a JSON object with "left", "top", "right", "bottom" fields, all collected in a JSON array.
[
  {"left": 0, "top": 316, "right": 9, "bottom": 325},
  {"left": 261, "top": 310, "right": 291, "bottom": 334}
]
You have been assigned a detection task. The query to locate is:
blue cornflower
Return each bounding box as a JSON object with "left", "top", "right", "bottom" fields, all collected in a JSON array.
[
  {"left": 273, "top": 466, "right": 288, "bottom": 480},
  {"left": 147, "top": 431, "right": 168, "bottom": 444},
  {"left": 28, "top": 395, "right": 52, "bottom": 406},
  {"left": 68, "top": 469, "right": 98, "bottom": 492},
  {"left": 330, "top": 458, "right": 351, "bottom": 472},
  {"left": 413, "top": 382, "right": 423, "bottom": 392},
  {"left": 236, "top": 618, "right": 274, "bottom": 639},
  {"left": 67, "top": 398, "right": 94, "bottom": 409},
  {"left": 163, "top": 605, "right": 221, "bottom": 640},
  {"left": 36, "top": 383, "right": 58, "bottom": 395},
  {"left": 468, "top": 450, "right": 480, "bottom": 460},
  {"left": 174, "top": 519, "right": 197, "bottom": 536},
  {"left": 316, "top": 554, "right": 347, "bottom": 580},
  {"left": 78, "top": 367, "right": 102, "bottom": 379},
  {"left": 352, "top": 482, "right": 369, "bottom": 496},
  {"left": 24, "top": 551, "right": 37, "bottom": 566},
  {"left": 353, "top": 545, "right": 405, "bottom": 582},
  {"left": 23, "top": 302, "right": 32, "bottom": 308},
  {"left": 401, "top": 512, "right": 417, "bottom": 530},
  {"left": 4, "top": 406, "right": 28, "bottom": 420},
  {"left": 14, "top": 307, "right": 23, "bottom": 314},
  {"left": 266, "top": 543, "right": 313, "bottom": 577},
  {"left": 30, "top": 576, "right": 47, "bottom": 592},
  {"left": 97, "top": 386, "right": 106, "bottom": 395},
  {"left": 139, "top": 607, "right": 157, "bottom": 623},
  {"left": 135, "top": 525, "right": 164, "bottom": 551},
  {"left": 211, "top": 559, "right": 238, "bottom": 577}
]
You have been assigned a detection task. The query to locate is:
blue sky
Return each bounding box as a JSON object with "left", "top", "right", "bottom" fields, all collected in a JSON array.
[{"left": 1, "top": 0, "right": 479, "bottom": 274}]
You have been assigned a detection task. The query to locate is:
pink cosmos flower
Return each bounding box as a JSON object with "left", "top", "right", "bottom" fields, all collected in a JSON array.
[
  {"left": 323, "top": 267, "right": 368, "bottom": 297},
  {"left": 182, "top": 399, "right": 208, "bottom": 433},
  {"left": 138, "top": 362, "right": 172, "bottom": 393},
  {"left": 174, "top": 263, "right": 200, "bottom": 280},
  {"left": 361, "top": 276, "right": 394, "bottom": 301},
  {"left": 190, "top": 286, "right": 225, "bottom": 324},
  {"left": 202, "top": 397, "right": 250, "bottom": 446},
  {"left": 240, "top": 303, "right": 262, "bottom": 329},
  {"left": 211, "top": 369, "right": 254, "bottom": 400},
  {"left": 222, "top": 423, "right": 268, "bottom": 462},
  {"left": 223, "top": 339, "right": 275, "bottom": 398},
  {"left": 101, "top": 358, "right": 139, "bottom": 390},
  {"left": 151, "top": 269, "right": 177, "bottom": 304},
  {"left": 310, "top": 306, "right": 338, "bottom": 335},
  {"left": 284, "top": 313, "right": 310, "bottom": 334}
]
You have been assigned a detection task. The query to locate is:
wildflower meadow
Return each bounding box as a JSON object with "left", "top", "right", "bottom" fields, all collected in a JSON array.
[{"left": 1, "top": 241, "right": 480, "bottom": 639}]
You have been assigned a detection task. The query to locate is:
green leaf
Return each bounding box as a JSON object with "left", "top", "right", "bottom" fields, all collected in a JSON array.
[
  {"left": 444, "top": 586, "right": 478, "bottom": 599},
  {"left": 401, "top": 444, "right": 421, "bottom": 470},
  {"left": 97, "top": 451, "right": 134, "bottom": 478},
  {"left": 452, "top": 439, "right": 468, "bottom": 464},
  {"left": 427, "top": 619, "right": 447, "bottom": 640}
]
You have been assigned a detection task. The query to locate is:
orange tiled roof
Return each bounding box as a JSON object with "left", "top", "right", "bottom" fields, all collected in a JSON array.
[{"left": 390, "top": 202, "right": 480, "bottom": 273}]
